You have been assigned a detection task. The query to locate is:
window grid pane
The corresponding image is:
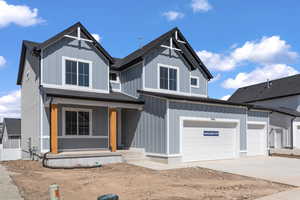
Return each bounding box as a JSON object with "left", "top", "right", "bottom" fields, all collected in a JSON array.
[
  {"left": 160, "top": 67, "right": 169, "bottom": 90},
  {"left": 78, "top": 62, "right": 89, "bottom": 87},
  {"left": 169, "top": 68, "right": 177, "bottom": 91},
  {"left": 65, "top": 60, "right": 77, "bottom": 85},
  {"left": 78, "top": 112, "right": 90, "bottom": 135},
  {"left": 65, "top": 111, "right": 77, "bottom": 135}
]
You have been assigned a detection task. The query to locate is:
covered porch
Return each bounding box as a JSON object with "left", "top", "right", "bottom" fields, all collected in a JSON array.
[{"left": 43, "top": 88, "right": 144, "bottom": 156}]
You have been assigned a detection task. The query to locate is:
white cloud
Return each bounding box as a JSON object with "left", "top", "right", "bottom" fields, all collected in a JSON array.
[
  {"left": 0, "top": 90, "right": 21, "bottom": 121},
  {"left": 197, "top": 36, "right": 298, "bottom": 72},
  {"left": 191, "top": 0, "right": 212, "bottom": 12},
  {"left": 222, "top": 64, "right": 298, "bottom": 89},
  {"left": 91, "top": 33, "right": 101, "bottom": 42},
  {"left": 221, "top": 94, "right": 231, "bottom": 101},
  {"left": 210, "top": 73, "right": 221, "bottom": 83},
  {"left": 197, "top": 50, "right": 236, "bottom": 71},
  {"left": 0, "top": 0, "right": 44, "bottom": 28},
  {"left": 0, "top": 56, "right": 6, "bottom": 67},
  {"left": 163, "top": 11, "right": 184, "bottom": 21},
  {"left": 231, "top": 36, "right": 298, "bottom": 64}
]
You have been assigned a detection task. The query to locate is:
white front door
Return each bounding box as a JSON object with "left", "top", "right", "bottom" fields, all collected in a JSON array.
[
  {"left": 182, "top": 120, "right": 238, "bottom": 162},
  {"left": 247, "top": 123, "right": 267, "bottom": 156}
]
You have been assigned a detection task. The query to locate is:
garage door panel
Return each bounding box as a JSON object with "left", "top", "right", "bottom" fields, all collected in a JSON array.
[
  {"left": 182, "top": 120, "right": 237, "bottom": 162},
  {"left": 247, "top": 123, "right": 266, "bottom": 156}
]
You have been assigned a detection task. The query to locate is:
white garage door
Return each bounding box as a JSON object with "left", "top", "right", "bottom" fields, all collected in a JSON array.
[
  {"left": 247, "top": 123, "right": 267, "bottom": 156},
  {"left": 182, "top": 120, "right": 238, "bottom": 162}
]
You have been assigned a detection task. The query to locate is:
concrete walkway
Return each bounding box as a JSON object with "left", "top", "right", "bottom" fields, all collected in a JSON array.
[
  {"left": 130, "top": 157, "right": 300, "bottom": 199},
  {"left": 131, "top": 156, "right": 300, "bottom": 186},
  {"left": 0, "top": 164, "right": 23, "bottom": 200}
]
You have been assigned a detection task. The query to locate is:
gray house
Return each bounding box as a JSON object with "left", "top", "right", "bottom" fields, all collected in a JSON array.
[
  {"left": 0, "top": 118, "right": 21, "bottom": 160},
  {"left": 17, "top": 22, "right": 284, "bottom": 164},
  {"left": 229, "top": 75, "right": 300, "bottom": 150}
]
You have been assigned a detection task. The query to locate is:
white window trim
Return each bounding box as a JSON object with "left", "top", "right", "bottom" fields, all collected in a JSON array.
[
  {"left": 190, "top": 76, "right": 199, "bottom": 88},
  {"left": 62, "top": 107, "right": 93, "bottom": 138},
  {"left": 62, "top": 56, "right": 93, "bottom": 90},
  {"left": 157, "top": 63, "right": 180, "bottom": 92},
  {"left": 109, "top": 72, "right": 120, "bottom": 83}
]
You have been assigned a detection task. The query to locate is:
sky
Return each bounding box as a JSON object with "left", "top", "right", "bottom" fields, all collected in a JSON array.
[{"left": 0, "top": 0, "right": 300, "bottom": 120}]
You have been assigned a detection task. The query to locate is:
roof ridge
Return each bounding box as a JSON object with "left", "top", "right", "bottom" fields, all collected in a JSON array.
[{"left": 239, "top": 73, "right": 300, "bottom": 90}]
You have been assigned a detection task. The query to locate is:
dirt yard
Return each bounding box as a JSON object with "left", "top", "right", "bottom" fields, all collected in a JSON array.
[{"left": 1, "top": 160, "right": 293, "bottom": 200}]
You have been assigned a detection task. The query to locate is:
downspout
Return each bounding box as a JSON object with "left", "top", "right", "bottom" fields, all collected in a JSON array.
[{"left": 291, "top": 116, "right": 296, "bottom": 149}]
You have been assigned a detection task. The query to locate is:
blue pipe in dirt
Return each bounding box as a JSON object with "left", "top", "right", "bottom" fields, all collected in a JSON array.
[{"left": 97, "top": 194, "right": 119, "bottom": 200}]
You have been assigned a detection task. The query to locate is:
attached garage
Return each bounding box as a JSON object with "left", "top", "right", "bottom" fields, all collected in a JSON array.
[
  {"left": 181, "top": 118, "right": 239, "bottom": 162},
  {"left": 247, "top": 122, "right": 267, "bottom": 156}
]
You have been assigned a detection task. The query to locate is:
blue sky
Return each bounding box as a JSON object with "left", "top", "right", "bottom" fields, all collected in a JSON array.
[{"left": 0, "top": 0, "right": 300, "bottom": 119}]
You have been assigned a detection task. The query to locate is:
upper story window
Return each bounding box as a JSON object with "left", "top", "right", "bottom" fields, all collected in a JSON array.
[
  {"left": 109, "top": 72, "right": 120, "bottom": 83},
  {"left": 63, "top": 57, "right": 92, "bottom": 88},
  {"left": 159, "top": 64, "right": 178, "bottom": 91},
  {"left": 190, "top": 76, "right": 199, "bottom": 88}
]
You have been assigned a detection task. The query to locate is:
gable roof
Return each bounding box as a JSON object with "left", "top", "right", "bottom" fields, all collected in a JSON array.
[
  {"left": 17, "top": 22, "right": 114, "bottom": 85},
  {"left": 17, "top": 40, "right": 40, "bottom": 85},
  {"left": 112, "top": 27, "right": 213, "bottom": 80},
  {"left": 229, "top": 74, "right": 300, "bottom": 103},
  {"left": 3, "top": 118, "right": 21, "bottom": 137}
]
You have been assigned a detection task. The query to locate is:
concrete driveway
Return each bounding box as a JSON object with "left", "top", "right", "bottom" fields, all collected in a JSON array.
[{"left": 193, "top": 156, "right": 300, "bottom": 187}]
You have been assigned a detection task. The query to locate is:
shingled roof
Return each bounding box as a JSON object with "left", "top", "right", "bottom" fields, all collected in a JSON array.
[
  {"left": 17, "top": 22, "right": 213, "bottom": 85},
  {"left": 229, "top": 74, "right": 300, "bottom": 103},
  {"left": 3, "top": 118, "right": 21, "bottom": 137},
  {"left": 111, "top": 27, "right": 213, "bottom": 80}
]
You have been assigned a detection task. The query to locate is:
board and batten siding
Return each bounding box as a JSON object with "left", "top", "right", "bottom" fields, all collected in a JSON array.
[
  {"left": 143, "top": 46, "right": 208, "bottom": 96},
  {"left": 2, "top": 128, "right": 20, "bottom": 149},
  {"left": 48, "top": 104, "right": 109, "bottom": 150},
  {"left": 110, "top": 81, "right": 121, "bottom": 91},
  {"left": 247, "top": 110, "right": 269, "bottom": 122},
  {"left": 120, "top": 62, "right": 143, "bottom": 97},
  {"left": 168, "top": 101, "right": 248, "bottom": 154},
  {"left": 21, "top": 47, "right": 41, "bottom": 159},
  {"left": 42, "top": 35, "right": 109, "bottom": 91},
  {"left": 122, "top": 95, "right": 167, "bottom": 154}
]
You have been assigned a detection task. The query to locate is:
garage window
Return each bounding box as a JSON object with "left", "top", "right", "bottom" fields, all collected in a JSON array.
[{"left": 159, "top": 64, "right": 178, "bottom": 91}]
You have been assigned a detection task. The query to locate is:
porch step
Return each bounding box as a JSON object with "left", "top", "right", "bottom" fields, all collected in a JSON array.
[{"left": 119, "top": 149, "right": 148, "bottom": 162}]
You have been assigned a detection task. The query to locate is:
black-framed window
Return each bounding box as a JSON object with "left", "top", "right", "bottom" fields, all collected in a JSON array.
[
  {"left": 159, "top": 66, "right": 178, "bottom": 91},
  {"left": 191, "top": 77, "right": 198, "bottom": 87},
  {"left": 65, "top": 59, "right": 90, "bottom": 87},
  {"left": 65, "top": 110, "right": 90, "bottom": 136},
  {"left": 109, "top": 72, "right": 119, "bottom": 82}
]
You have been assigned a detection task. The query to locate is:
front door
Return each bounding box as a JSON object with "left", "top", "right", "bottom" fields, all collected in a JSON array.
[{"left": 109, "top": 109, "right": 117, "bottom": 152}]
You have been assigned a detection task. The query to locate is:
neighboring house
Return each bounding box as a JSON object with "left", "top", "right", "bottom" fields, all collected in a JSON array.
[
  {"left": 17, "top": 22, "right": 285, "bottom": 163},
  {"left": 1, "top": 118, "right": 21, "bottom": 161},
  {"left": 229, "top": 75, "right": 300, "bottom": 150}
]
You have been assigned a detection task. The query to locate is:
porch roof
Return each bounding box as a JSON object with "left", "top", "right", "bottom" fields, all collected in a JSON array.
[{"left": 43, "top": 87, "right": 144, "bottom": 105}]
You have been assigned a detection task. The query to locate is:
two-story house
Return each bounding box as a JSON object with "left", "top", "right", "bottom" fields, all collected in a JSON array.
[
  {"left": 17, "top": 22, "right": 286, "bottom": 164},
  {"left": 229, "top": 75, "right": 300, "bottom": 150}
]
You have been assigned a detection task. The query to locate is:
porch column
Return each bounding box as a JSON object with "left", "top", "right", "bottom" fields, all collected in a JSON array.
[
  {"left": 109, "top": 108, "right": 117, "bottom": 152},
  {"left": 50, "top": 104, "right": 58, "bottom": 154}
]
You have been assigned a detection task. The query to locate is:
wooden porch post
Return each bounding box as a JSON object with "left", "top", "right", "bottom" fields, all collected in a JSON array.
[
  {"left": 50, "top": 104, "right": 58, "bottom": 154},
  {"left": 109, "top": 109, "right": 117, "bottom": 152}
]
